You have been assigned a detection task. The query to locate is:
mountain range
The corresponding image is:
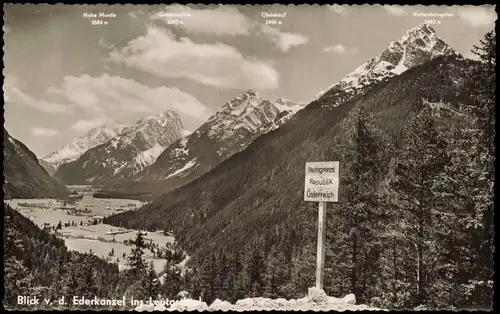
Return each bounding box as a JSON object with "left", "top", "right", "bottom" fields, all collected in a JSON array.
[
  {"left": 38, "top": 24, "right": 456, "bottom": 196},
  {"left": 46, "top": 26, "right": 453, "bottom": 190},
  {"left": 92, "top": 91, "right": 302, "bottom": 199},
  {"left": 3, "top": 128, "right": 70, "bottom": 199},
  {"left": 104, "top": 23, "right": 464, "bottom": 268},
  {"left": 53, "top": 111, "right": 183, "bottom": 184},
  {"left": 8, "top": 23, "right": 455, "bottom": 201},
  {"left": 39, "top": 125, "right": 124, "bottom": 175},
  {"left": 140, "top": 90, "right": 303, "bottom": 181}
]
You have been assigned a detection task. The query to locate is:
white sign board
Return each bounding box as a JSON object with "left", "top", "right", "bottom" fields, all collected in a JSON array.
[{"left": 304, "top": 161, "right": 339, "bottom": 202}]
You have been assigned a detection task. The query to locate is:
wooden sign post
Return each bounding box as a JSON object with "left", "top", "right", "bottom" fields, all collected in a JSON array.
[
  {"left": 304, "top": 161, "right": 339, "bottom": 289},
  {"left": 316, "top": 200, "right": 327, "bottom": 289}
]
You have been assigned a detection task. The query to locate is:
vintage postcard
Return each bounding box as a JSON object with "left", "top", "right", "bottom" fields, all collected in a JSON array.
[{"left": 2, "top": 3, "right": 496, "bottom": 311}]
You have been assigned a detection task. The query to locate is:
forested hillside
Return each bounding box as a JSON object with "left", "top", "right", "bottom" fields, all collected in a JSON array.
[
  {"left": 3, "top": 204, "right": 116, "bottom": 309},
  {"left": 3, "top": 204, "right": 188, "bottom": 310},
  {"left": 105, "top": 31, "right": 495, "bottom": 310},
  {"left": 3, "top": 129, "right": 70, "bottom": 199}
]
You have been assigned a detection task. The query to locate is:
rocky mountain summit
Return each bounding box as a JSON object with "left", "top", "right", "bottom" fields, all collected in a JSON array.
[
  {"left": 40, "top": 125, "right": 123, "bottom": 175},
  {"left": 137, "top": 90, "right": 303, "bottom": 183},
  {"left": 54, "top": 111, "right": 183, "bottom": 184},
  {"left": 315, "top": 23, "right": 458, "bottom": 105}
]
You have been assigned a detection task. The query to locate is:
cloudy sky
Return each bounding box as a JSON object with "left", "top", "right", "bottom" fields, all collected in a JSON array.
[{"left": 3, "top": 4, "right": 496, "bottom": 157}]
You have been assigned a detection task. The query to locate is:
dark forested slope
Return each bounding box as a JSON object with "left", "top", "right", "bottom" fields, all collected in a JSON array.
[
  {"left": 3, "top": 204, "right": 121, "bottom": 309},
  {"left": 3, "top": 129, "right": 69, "bottom": 199}
]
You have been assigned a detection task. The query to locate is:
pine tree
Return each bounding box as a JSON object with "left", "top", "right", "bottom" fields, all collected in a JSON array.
[
  {"left": 461, "top": 30, "right": 495, "bottom": 309},
  {"left": 246, "top": 241, "right": 266, "bottom": 297},
  {"left": 335, "top": 106, "right": 386, "bottom": 301},
  {"left": 233, "top": 265, "right": 251, "bottom": 301},
  {"left": 468, "top": 30, "right": 495, "bottom": 157},
  {"left": 263, "top": 247, "right": 290, "bottom": 298},
  {"left": 471, "top": 30, "right": 495, "bottom": 69},
  {"left": 389, "top": 106, "right": 450, "bottom": 306},
  {"left": 3, "top": 257, "right": 34, "bottom": 308},
  {"left": 76, "top": 255, "right": 99, "bottom": 299},
  {"left": 160, "top": 260, "right": 181, "bottom": 299},
  {"left": 215, "top": 253, "right": 230, "bottom": 301},
  {"left": 141, "top": 261, "right": 160, "bottom": 299},
  {"left": 198, "top": 254, "right": 218, "bottom": 303},
  {"left": 3, "top": 213, "right": 34, "bottom": 308},
  {"left": 227, "top": 252, "right": 246, "bottom": 302},
  {"left": 423, "top": 36, "right": 496, "bottom": 308},
  {"left": 60, "top": 260, "right": 79, "bottom": 309},
  {"left": 128, "top": 231, "right": 146, "bottom": 275},
  {"left": 282, "top": 245, "right": 315, "bottom": 299}
]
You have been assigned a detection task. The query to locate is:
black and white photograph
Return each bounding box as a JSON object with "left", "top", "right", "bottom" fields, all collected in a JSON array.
[{"left": 2, "top": 3, "right": 496, "bottom": 311}]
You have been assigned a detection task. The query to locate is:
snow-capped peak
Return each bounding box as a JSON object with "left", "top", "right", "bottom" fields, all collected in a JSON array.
[
  {"left": 137, "top": 110, "right": 178, "bottom": 127},
  {"left": 109, "top": 111, "right": 182, "bottom": 150},
  {"left": 209, "top": 91, "right": 302, "bottom": 123},
  {"left": 204, "top": 90, "right": 302, "bottom": 140},
  {"left": 53, "top": 111, "right": 185, "bottom": 183},
  {"left": 40, "top": 125, "right": 123, "bottom": 174},
  {"left": 209, "top": 90, "right": 264, "bottom": 121},
  {"left": 315, "top": 23, "right": 457, "bottom": 101},
  {"left": 138, "top": 91, "right": 302, "bottom": 183},
  {"left": 273, "top": 96, "right": 305, "bottom": 113}
]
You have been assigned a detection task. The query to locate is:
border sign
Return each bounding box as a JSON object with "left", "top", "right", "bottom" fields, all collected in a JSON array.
[
  {"left": 304, "top": 161, "right": 339, "bottom": 202},
  {"left": 304, "top": 161, "right": 339, "bottom": 290}
]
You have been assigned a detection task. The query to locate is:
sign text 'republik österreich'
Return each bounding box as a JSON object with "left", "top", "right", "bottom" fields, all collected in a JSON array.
[{"left": 304, "top": 161, "right": 339, "bottom": 202}]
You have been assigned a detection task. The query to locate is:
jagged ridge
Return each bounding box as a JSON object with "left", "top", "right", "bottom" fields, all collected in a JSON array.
[
  {"left": 137, "top": 90, "right": 303, "bottom": 182},
  {"left": 54, "top": 111, "right": 183, "bottom": 184},
  {"left": 40, "top": 125, "right": 123, "bottom": 175},
  {"left": 315, "top": 23, "right": 458, "bottom": 103}
]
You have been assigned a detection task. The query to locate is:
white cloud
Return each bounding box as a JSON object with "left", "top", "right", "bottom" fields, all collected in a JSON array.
[
  {"left": 457, "top": 6, "right": 497, "bottom": 28},
  {"left": 152, "top": 5, "right": 308, "bottom": 52},
  {"left": 323, "top": 44, "right": 359, "bottom": 55},
  {"left": 53, "top": 74, "right": 211, "bottom": 121},
  {"left": 128, "top": 10, "right": 145, "bottom": 19},
  {"left": 259, "top": 25, "right": 309, "bottom": 52},
  {"left": 328, "top": 4, "right": 350, "bottom": 15},
  {"left": 2, "top": 75, "right": 17, "bottom": 102},
  {"left": 383, "top": 5, "right": 408, "bottom": 17},
  {"left": 4, "top": 86, "right": 71, "bottom": 114},
  {"left": 153, "top": 5, "right": 252, "bottom": 36},
  {"left": 182, "top": 129, "right": 193, "bottom": 136},
  {"left": 109, "top": 26, "right": 279, "bottom": 90},
  {"left": 98, "top": 37, "right": 115, "bottom": 50},
  {"left": 31, "top": 127, "right": 60, "bottom": 137},
  {"left": 70, "top": 117, "right": 110, "bottom": 132}
]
